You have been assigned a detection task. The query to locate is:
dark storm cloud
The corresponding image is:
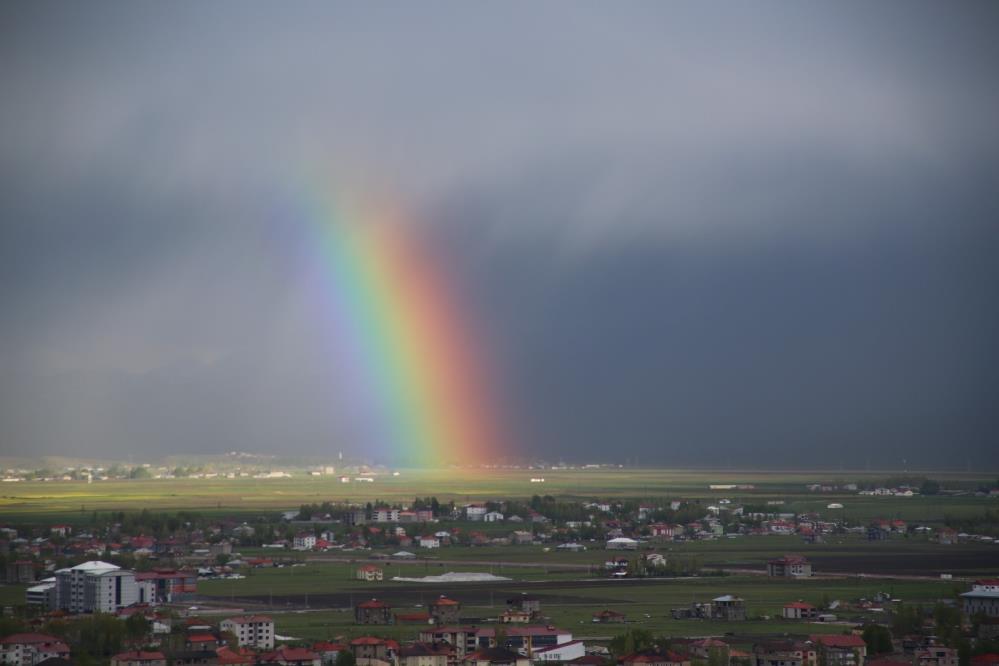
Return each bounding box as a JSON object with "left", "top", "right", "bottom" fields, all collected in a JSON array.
[{"left": 1, "top": 1, "right": 997, "bottom": 466}]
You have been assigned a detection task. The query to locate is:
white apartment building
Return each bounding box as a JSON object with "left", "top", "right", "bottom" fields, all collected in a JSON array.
[
  {"left": 221, "top": 615, "right": 275, "bottom": 650},
  {"left": 55, "top": 561, "right": 138, "bottom": 613}
]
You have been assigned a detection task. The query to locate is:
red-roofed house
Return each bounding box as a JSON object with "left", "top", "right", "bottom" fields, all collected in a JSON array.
[
  {"left": 259, "top": 646, "right": 321, "bottom": 666},
  {"left": 356, "top": 598, "right": 393, "bottom": 625},
  {"left": 619, "top": 649, "right": 690, "bottom": 666},
  {"left": 111, "top": 651, "right": 167, "bottom": 666},
  {"left": 767, "top": 556, "right": 812, "bottom": 578},
  {"left": 356, "top": 565, "right": 384, "bottom": 582},
  {"left": 431, "top": 596, "right": 461, "bottom": 624},
  {"left": 783, "top": 602, "right": 818, "bottom": 620},
  {"left": 810, "top": 635, "right": 867, "bottom": 666},
  {"left": 351, "top": 637, "right": 397, "bottom": 665},
  {"left": 216, "top": 646, "right": 258, "bottom": 666},
  {"left": 0, "top": 634, "right": 71, "bottom": 666},
  {"left": 398, "top": 643, "right": 450, "bottom": 666}
]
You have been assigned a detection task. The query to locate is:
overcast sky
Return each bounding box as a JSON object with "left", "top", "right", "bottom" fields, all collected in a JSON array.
[{"left": 1, "top": 2, "right": 997, "bottom": 468}]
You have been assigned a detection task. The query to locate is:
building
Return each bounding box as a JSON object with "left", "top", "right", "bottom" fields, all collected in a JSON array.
[
  {"left": 711, "top": 595, "right": 747, "bottom": 621},
  {"left": 606, "top": 537, "right": 639, "bottom": 550},
  {"left": 768, "top": 556, "right": 812, "bottom": 578},
  {"left": 419, "top": 536, "right": 441, "bottom": 549},
  {"left": 463, "top": 648, "right": 530, "bottom": 666},
  {"left": 111, "top": 651, "right": 167, "bottom": 666},
  {"left": 356, "top": 599, "right": 394, "bottom": 625},
  {"left": 619, "top": 649, "right": 691, "bottom": 666},
  {"left": 419, "top": 627, "right": 496, "bottom": 660},
  {"left": 809, "top": 634, "right": 867, "bottom": 666},
  {"left": 350, "top": 637, "right": 397, "bottom": 666},
  {"left": 962, "top": 589, "right": 999, "bottom": 618},
  {"left": 430, "top": 596, "right": 462, "bottom": 625},
  {"left": 135, "top": 569, "right": 197, "bottom": 604},
  {"left": 502, "top": 627, "right": 573, "bottom": 657},
  {"left": 915, "top": 647, "right": 958, "bottom": 666},
  {"left": 0, "top": 634, "right": 71, "bottom": 666},
  {"left": 593, "top": 610, "right": 626, "bottom": 623},
  {"left": 500, "top": 610, "right": 532, "bottom": 624},
  {"left": 534, "top": 641, "right": 585, "bottom": 663},
  {"left": 465, "top": 505, "right": 488, "bottom": 521},
  {"left": 783, "top": 602, "right": 818, "bottom": 620},
  {"left": 293, "top": 533, "right": 317, "bottom": 550},
  {"left": 398, "top": 644, "right": 450, "bottom": 666},
  {"left": 752, "top": 642, "right": 817, "bottom": 666},
  {"left": 259, "top": 646, "right": 321, "bottom": 666},
  {"left": 221, "top": 615, "right": 275, "bottom": 650},
  {"left": 356, "top": 565, "right": 384, "bottom": 582},
  {"left": 506, "top": 594, "right": 541, "bottom": 616},
  {"left": 25, "top": 579, "right": 56, "bottom": 611},
  {"left": 55, "top": 561, "right": 138, "bottom": 613},
  {"left": 5, "top": 560, "right": 35, "bottom": 584}
]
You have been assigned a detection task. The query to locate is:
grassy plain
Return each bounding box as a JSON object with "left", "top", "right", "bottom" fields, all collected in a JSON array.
[{"left": 0, "top": 468, "right": 993, "bottom": 524}]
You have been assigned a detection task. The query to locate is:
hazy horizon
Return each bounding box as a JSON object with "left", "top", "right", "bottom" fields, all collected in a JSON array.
[{"left": 2, "top": 2, "right": 998, "bottom": 468}]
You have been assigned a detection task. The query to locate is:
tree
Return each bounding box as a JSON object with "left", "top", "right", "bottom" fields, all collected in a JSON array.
[
  {"left": 124, "top": 613, "right": 151, "bottom": 641},
  {"left": 335, "top": 650, "right": 356, "bottom": 666},
  {"left": 862, "top": 624, "right": 893, "bottom": 655},
  {"left": 920, "top": 479, "right": 941, "bottom": 496},
  {"left": 609, "top": 629, "right": 654, "bottom": 657}
]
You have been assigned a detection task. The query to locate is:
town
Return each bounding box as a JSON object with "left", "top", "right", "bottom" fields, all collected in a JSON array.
[{"left": 1, "top": 470, "right": 997, "bottom": 666}]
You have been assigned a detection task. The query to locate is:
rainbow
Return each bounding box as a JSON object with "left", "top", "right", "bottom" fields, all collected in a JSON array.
[{"left": 303, "top": 192, "right": 503, "bottom": 466}]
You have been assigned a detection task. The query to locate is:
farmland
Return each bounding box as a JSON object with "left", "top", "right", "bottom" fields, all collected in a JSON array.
[{"left": 0, "top": 467, "right": 992, "bottom": 523}]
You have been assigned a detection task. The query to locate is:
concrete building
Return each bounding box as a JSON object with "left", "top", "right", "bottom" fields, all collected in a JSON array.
[
  {"left": 711, "top": 595, "right": 747, "bottom": 621},
  {"left": 419, "top": 626, "right": 496, "bottom": 660},
  {"left": 55, "top": 561, "right": 138, "bottom": 613},
  {"left": 0, "top": 634, "right": 71, "bottom": 666},
  {"left": 25, "top": 579, "right": 56, "bottom": 611},
  {"left": 221, "top": 615, "right": 275, "bottom": 650},
  {"left": 355, "top": 599, "right": 394, "bottom": 625},
  {"left": 398, "top": 643, "right": 449, "bottom": 666},
  {"left": 753, "top": 642, "right": 818, "bottom": 666},
  {"left": 963, "top": 589, "right": 999, "bottom": 618},
  {"left": 533, "top": 641, "right": 585, "bottom": 663},
  {"left": 767, "top": 555, "right": 812, "bottom": 578},
  {"left": 809, "top": 634, "right": 867, "bottom": 666},
  {"left": 916, "top": 647, "right": 958, "bottom": 666},
  {"left": 430, "top": 596, "right": 461, "bottom": 625}
]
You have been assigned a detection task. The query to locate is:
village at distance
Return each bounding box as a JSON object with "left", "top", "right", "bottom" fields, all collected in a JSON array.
[{"left": 1, "top": 467, "right": 997, "bottom": 666}]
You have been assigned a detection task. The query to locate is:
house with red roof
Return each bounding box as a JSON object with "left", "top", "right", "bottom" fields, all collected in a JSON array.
[
  {"left": 767, "top": 555, "right": 812, "bottom": 578},
  {"left": 311, "top": 642, "right": 346, "bottom": 666},
  {"left": 619, "top": 649, "right": 691, "bottom": 666},
  {"left": 355, "top": 598, "right": 394, "bottom": 625},
  {"left": 216, "top": 646, "right": 258, "bottom": 666},
  {"left": 356, "top": 564, "right": 384, "bottom": 582},
  {"left": 259, "top": 646, "right": 321, "bottom": 666},
  {"left": 0, "top": 633, "right": 71, "bottom": 666},
  {"left": 430, "top": 595, "right": 461, "bottom": 624},
  {"left": 463, "top": 647, "right": 530, "bottom": 666},
  {"left": 783, "top": 601, "right": 818, "bottom": 620},
  {"left": 111, "top": 651, "right": 167, "bottom": 666},
  {"left": 753, "top": 640, "right": 818, "bottom": 666},
  {"left": 350, "top": 637, "right": 398, "bottom": 665},
  {"left": 810, "top": 634, "right": 867, "bottom": 666},
  {"left": 593, "top": 609, "right": 626, "bottom": 623},
  {"left": 398, "top": 643, "right": 450, "bottom": 666}
]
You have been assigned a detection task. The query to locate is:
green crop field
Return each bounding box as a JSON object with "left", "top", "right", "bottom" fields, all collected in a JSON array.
[{"left": 0, "top": 468, "right": 993, "bottom": 523}]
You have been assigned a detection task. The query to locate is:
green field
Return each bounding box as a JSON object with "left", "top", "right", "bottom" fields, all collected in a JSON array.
[
  {"left": 208, "top": 573, "right": 967, "bottom": 642},
  {"left": 0, "top": 468, "right": 993, "bottom": 524}
]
